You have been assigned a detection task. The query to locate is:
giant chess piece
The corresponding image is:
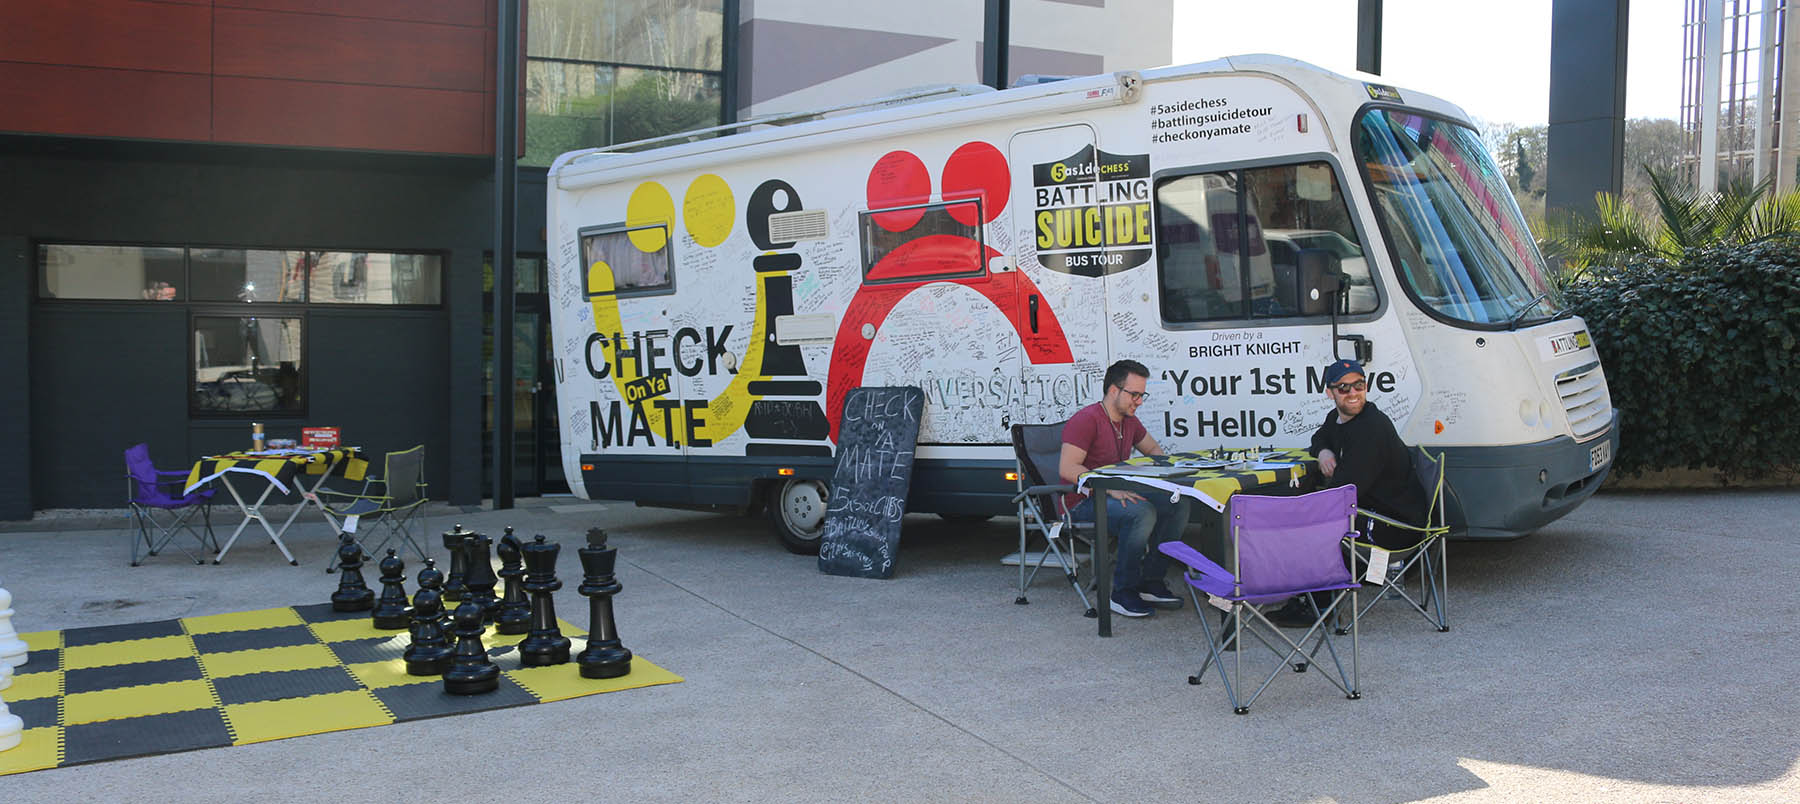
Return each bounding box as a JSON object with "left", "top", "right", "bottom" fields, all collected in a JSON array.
[
  {"left": 494, "top": 528, "right": 532, "bottom": 635},
  {"left": 370, "top": 549, "right": 410, "bottom": 630},
  {"left": 460, "top": 531, "right": 500, "bottom": 624},
  {"left": 0, "top": 586, "right": 27, "bottom": 668},
  {"left": 0, "top": 662, "right": 23, "bottom": 752},
  {"left": 575, "top": 528, "right": 632, "bottom": 679},
  {"left": 518, "top": 535, "right": 571, "bottom": 667},
  {"left": 404, "top": 559, "right": 453, "bottom": 676},
  {"left": 441, "top": 523, "right": 470, "bottom": 602},
  {"left": 330, "top": 535, "right": 375, "bottom": 612},
  {"left": 442, "top": 599, "right": 500, "bottom": 695}
]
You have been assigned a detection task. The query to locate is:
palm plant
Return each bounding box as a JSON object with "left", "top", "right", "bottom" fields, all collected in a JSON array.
[{"left": 1544, "top": 166, "right": 1800, "bottom": 278}]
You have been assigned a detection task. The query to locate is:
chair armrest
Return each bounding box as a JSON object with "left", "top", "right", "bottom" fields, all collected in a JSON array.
[
  {"left": 1352, "top": 508, "right": 1449, "bottom": 550},
  {"left": 1011, "top": 482, "right": 1072, "bottom": 504},
  {"left": 1157, "top": 540, "right": 1233, "bottom": 583}
]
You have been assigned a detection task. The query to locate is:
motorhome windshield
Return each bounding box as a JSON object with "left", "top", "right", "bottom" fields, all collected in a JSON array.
[{"left": 1357, "top": 109, "right": 1561, "bottom": 327}]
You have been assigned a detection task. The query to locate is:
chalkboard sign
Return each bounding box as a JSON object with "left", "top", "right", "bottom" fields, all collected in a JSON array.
[{"left": 817, "top": 386, "right": 925, "bottom": 579}]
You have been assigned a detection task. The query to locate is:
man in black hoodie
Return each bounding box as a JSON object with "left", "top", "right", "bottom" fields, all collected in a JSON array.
[{"left": 1308, "top": 358, "right": 1428, "bottom": 549}]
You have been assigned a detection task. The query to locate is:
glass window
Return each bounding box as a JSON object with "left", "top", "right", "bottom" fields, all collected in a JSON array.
[
  {"left": 192, "top": 315, "right": 304, "bottom": 414},
  {"left": 527, "top": 0, "right": 724, "bottom": 69},
  {"left": 524, "top": 62, "right": 723, "bottom": 162},
  {"left": 1157, "top": 162, "right": 1376, "bottom": 322},
  {"left": 308, "top": 252, "right": 443, "bottom": 304},
  {"left": 38, "top": 244, "right": 185, "bottom": 300},
  {"left": 581, "top": 226, "right": 673, "bottom": 295},
  {"left": 859, "top": 200, "right": 986, "bottom": 283},
  {"left": 484, "top": 255, "right": 547, "bottom": 293},
  {"left": 1357, "top": 109, "right": 1560, "bottom": 326},
  {"left": 190, "top": 248, "right": 307, "bottom": 303}
]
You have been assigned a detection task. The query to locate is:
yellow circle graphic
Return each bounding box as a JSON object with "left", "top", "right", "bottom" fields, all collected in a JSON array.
[
  {"left": 683, "top": 174, "right": 735, "bottom": 248},
  {"left": 626, "top": 182, "right": 674, "bottom": 253}
]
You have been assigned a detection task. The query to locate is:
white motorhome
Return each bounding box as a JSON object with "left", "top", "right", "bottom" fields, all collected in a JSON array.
[{"left": 546, "top": 55, "right": 1618, "bottom": 551}]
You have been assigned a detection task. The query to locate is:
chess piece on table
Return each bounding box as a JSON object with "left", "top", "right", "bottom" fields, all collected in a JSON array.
[
  {"left": 0, "top": 586, "right": 26, "bottom": 668},
  {"left": 518, "top": 535, "right": 571, "bottom": 667},
  {"left": 0, "top": 663, "right": 23, "bottom": 752},
  {"left": 494, "top": 528, "right": 532, "bottom": 635},
  {"left": 441, "top": 524, "right": 469, "bottom": 603},
  {"left": 330, "top": 534, "right": 375, "bottom": 612},
  {"left": 442, "top": 599, "right": 499, "bottom": 695},
  {"left": 404, "top": 559, "right": 454, "bottom": 676},
  {"left": 460, "top": 531, "right": 500, "bottom": 624},
  {"left": 575, "top": 528, "right": 632, "bottom": 679},
  {"left": 370, "top": 549, "right": 410, "bottom": 630}
]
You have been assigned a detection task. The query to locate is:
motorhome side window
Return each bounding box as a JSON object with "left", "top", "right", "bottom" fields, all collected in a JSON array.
[
  {"left": 858, "top": 199, "right": 986, "bottom": 283},
  {"left": 1155, "top": 161, "right": 1375, "bottom": 322},
  {"left": 580, "top": 225, "right": 673, "bottom": 296}
]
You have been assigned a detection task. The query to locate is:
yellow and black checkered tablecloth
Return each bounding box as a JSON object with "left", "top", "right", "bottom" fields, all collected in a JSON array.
[
  {"left": 1079, "top": 447, "right": 1317, "bottom": 511},
  {"left": 184, "top": 447, "right": 368, "bottom": 495}
]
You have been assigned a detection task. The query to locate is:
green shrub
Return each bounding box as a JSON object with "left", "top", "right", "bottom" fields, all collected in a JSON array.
[{"left": 1562, "top": 237, "right": 1800, "bottom": 480}]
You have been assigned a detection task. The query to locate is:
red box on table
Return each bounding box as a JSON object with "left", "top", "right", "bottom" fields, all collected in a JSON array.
[{"left": 301, "top": 427, "right": 341, "bottom": 449}]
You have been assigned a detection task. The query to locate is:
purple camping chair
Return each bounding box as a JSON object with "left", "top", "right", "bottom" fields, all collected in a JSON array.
[
  {"left": 125, "top": 443, "right": 217, "bottom": 566},
  {"left": 1157, "top": 484, "right": 1363, "bottom": 714}
]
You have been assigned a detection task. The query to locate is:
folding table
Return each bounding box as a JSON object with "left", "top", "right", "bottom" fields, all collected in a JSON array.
[
  {"left": 184, "top": 447, "right": 368, "bottom": 565},
  {"left": 1076, "top": 447, "right": 1316, "bottom": 636}
]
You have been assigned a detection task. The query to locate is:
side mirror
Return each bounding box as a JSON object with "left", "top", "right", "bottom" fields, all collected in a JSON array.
[{"left": 1296, "top": 248, "right": 1344, "bottom": 316}]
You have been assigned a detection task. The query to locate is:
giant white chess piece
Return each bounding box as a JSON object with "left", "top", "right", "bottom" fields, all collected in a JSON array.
[
  {"left": 0, "top": 662, "right": 23, "bottom": 752},
  {"left": 0, "top": 586, "right": 25, "bottom": 668},
  {"left": 0, "top": 586, "right": 24, "bottom": 668}
]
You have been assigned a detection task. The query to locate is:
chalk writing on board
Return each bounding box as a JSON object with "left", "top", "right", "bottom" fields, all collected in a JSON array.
[{"left": 817, "top": 386, "right": 924, "bottom": 579}]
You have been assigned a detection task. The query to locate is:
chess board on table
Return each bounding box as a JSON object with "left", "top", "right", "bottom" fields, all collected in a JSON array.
[{"left": 0, "top": 603, "right": 682, "bottom": 776}]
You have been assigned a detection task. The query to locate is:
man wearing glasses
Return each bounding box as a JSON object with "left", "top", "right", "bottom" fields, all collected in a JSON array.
[
  {"left": 1059, "top": 359, "right": 1192, "bottom": 619},
  {"left": 1308, "top": 359, "right": 1427, "bottom": 549}
]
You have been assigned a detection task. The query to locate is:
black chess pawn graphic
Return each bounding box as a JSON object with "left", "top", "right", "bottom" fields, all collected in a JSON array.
[
  {"left": 370, "top": 549, "right": 410, "bottom": 629},
  {"left": 404, "top": 559, "right": 453, "bottom": 676},
  {"left": 519, "top": 535, "right": 571, "bottom": 667},
  {"left": 441, "top": 523, "right": 469, "bottom": 602},
  {"left": 442, "top": 599, "right": 499, "bottom": 695},
  {"left": 461, "top": 531, "right": 500, "bottom": 624},
  {"left": 576, "top": 528, "right": 633, "bottom": 679},
  {"left": 331, "top": 534, "right": 375, "bottom": 612},
  {"left": 494, "top": 528, "right": 532, "bottom": 635}
]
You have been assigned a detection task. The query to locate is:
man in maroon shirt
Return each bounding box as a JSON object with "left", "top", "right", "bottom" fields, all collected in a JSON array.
[{"left": 1059, "top": 359, "right": 1191, "bottom": 618}]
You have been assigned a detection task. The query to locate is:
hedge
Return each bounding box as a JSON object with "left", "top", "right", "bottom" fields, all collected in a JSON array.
[{"left": 1560, "top": 237, "right": 1800, "bottom": 480}]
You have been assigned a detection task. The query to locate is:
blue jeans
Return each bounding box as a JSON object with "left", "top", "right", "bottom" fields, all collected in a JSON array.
[{"left": 1071, "top": 491, "right": 1191, "bottom": 593}]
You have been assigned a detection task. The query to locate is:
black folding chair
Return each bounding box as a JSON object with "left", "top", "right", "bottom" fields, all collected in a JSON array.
[
  {"left": 318, "top": 445, "right": 428, "bottom": 571},
  {"left": 1010, "top": 422, "right": 1097, "bottom": 617}
]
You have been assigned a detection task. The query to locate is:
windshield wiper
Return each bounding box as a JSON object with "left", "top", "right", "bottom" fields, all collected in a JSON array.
[{"left": 1505, "top": 292, "right": 1550, "bottom": 330}]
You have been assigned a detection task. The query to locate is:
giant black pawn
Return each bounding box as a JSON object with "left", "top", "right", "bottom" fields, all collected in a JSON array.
[
  {"left": 518, "top": 535, "right": 571, "bottom": 667},
  {"left": 404, "top": 560, "right": 453, "bottom": 676},
  {"left": 442, "top": 599, "right": 499, "bottom": 695},
  {"left": 494, "top": 528, "right": 532, "bottom": 635},
  {"left": 441, "top": 523, "right": 470, "bottom": 602},
  {"left": 330, "top": 534, "right": 375, "bottom": 612},
  {"left": 576, "top": 528, "right": 632, "bottom": 679},
  {"left": 461, "top": 531, "right": 500, "bottom": 624},
  {"left": 371, "top": 549, "right": 410, "bottom": 629}
]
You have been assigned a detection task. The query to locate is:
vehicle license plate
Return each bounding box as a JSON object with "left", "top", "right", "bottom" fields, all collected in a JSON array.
[
  {"left": 1543, "top": 330, "right": 1593, "bottom": 358},
  {"left": 1589, "top": 439, "right": 1612, "bottom": 471}
]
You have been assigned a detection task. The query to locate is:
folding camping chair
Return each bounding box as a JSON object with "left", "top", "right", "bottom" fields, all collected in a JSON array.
[
  {"left": 1158, "top": 484, "right": 1363, "bottom": 714},
  {"left": 318, "top": 444, "right": 428, "bottom": 571},
  {"left": 124, "top": 443, "right": 217, "bottom": 566},
  {"left": 1337, "top": 447, "right": 1451, "bottom": 633},
  {"left": 1009, "top": 422, "right": 1097, "bottom": 617}
]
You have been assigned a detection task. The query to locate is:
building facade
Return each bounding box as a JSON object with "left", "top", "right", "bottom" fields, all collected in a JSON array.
[
  {"left": 1, "top": 0, "right": 1169, "bottom": 516},
  {"left": 1681, "top": 0, "right": 1800, "bottom": 191}
]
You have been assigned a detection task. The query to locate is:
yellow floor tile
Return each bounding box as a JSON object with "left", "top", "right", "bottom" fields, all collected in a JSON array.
[
  {"left": 505, "top": 655, "right": 683, "bottom": 702},
  {"left": 306, "top": 617, "right": 382, "bottom": 643},
  {"left": 183, "top": 607, "right": 304, "bottom": 635},
  {"left": 344, "top": 659, "right": 435, "bottom": 690},
  {"left": 224, "top": 689, "right": 392, "bottom": 744},
  {"left": 63, "top": 678, "right": 215, "bottom": 725},
  {"left": 62, "top": 636, "right": 193, "bottom": 671},
  {"left": 0, "top": 727, "right": 63, "bottom": 776},
  {"left": 5, "top": 669, "right": 62, "bottom": 702},
  {"left": 199, "top": 643, "right": 338, "bottom": 678},
  {"left": 20, "top": 630, "right": 62, "bottom": 652}
]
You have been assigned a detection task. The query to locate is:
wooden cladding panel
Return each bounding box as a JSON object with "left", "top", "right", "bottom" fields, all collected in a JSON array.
[
  {"left": 214, "top": 8, "right": 488, "bottom": 92},
  {"left": 0, "top": 63, "right": 211, "bottom": 141},
  {"left": 0, "top": 0, "right": 211, "bottom": 74},
  {"left": 215, "top": 0, "right": 489, "bottom": 29},
  {"left": 213, "top": 77, "right": 488, "bottom": 155}
]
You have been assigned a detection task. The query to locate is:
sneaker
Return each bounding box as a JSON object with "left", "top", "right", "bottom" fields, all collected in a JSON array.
[
  {"left": 1265, "top": 597, "right": 1315, "bottom": 629},
  {"left": 1138, "top": 581, "right": 1184, "bottom": 610},
  {"left": 1109, "top": 589, "right": 1153, "bottom": 618}
]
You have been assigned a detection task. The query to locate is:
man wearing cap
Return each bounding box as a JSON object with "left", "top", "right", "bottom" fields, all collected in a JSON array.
[
  {"left": 1309, "top": 358, "right": 1428, "bottom": 548},
  {"left": 1059, "top": 359, "right": 1192, "bottom": 619}
]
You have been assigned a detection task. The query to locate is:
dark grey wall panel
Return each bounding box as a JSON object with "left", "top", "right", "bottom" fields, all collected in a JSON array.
[
  {"left": 1546, "top": 0, "right": 1628, "bottom": 220},
  {"left": 0, "top": 236, "right": 32, "bottom": 518}
]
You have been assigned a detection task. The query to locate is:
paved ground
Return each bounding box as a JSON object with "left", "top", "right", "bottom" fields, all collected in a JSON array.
[{"left": 1, "top": 489, "right": 1796, "bottom": 803}]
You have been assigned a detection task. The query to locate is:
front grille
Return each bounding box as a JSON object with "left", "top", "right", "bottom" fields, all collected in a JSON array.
[{"left": 1555, "top": 360, "right": 1612, "bottom": 439}]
